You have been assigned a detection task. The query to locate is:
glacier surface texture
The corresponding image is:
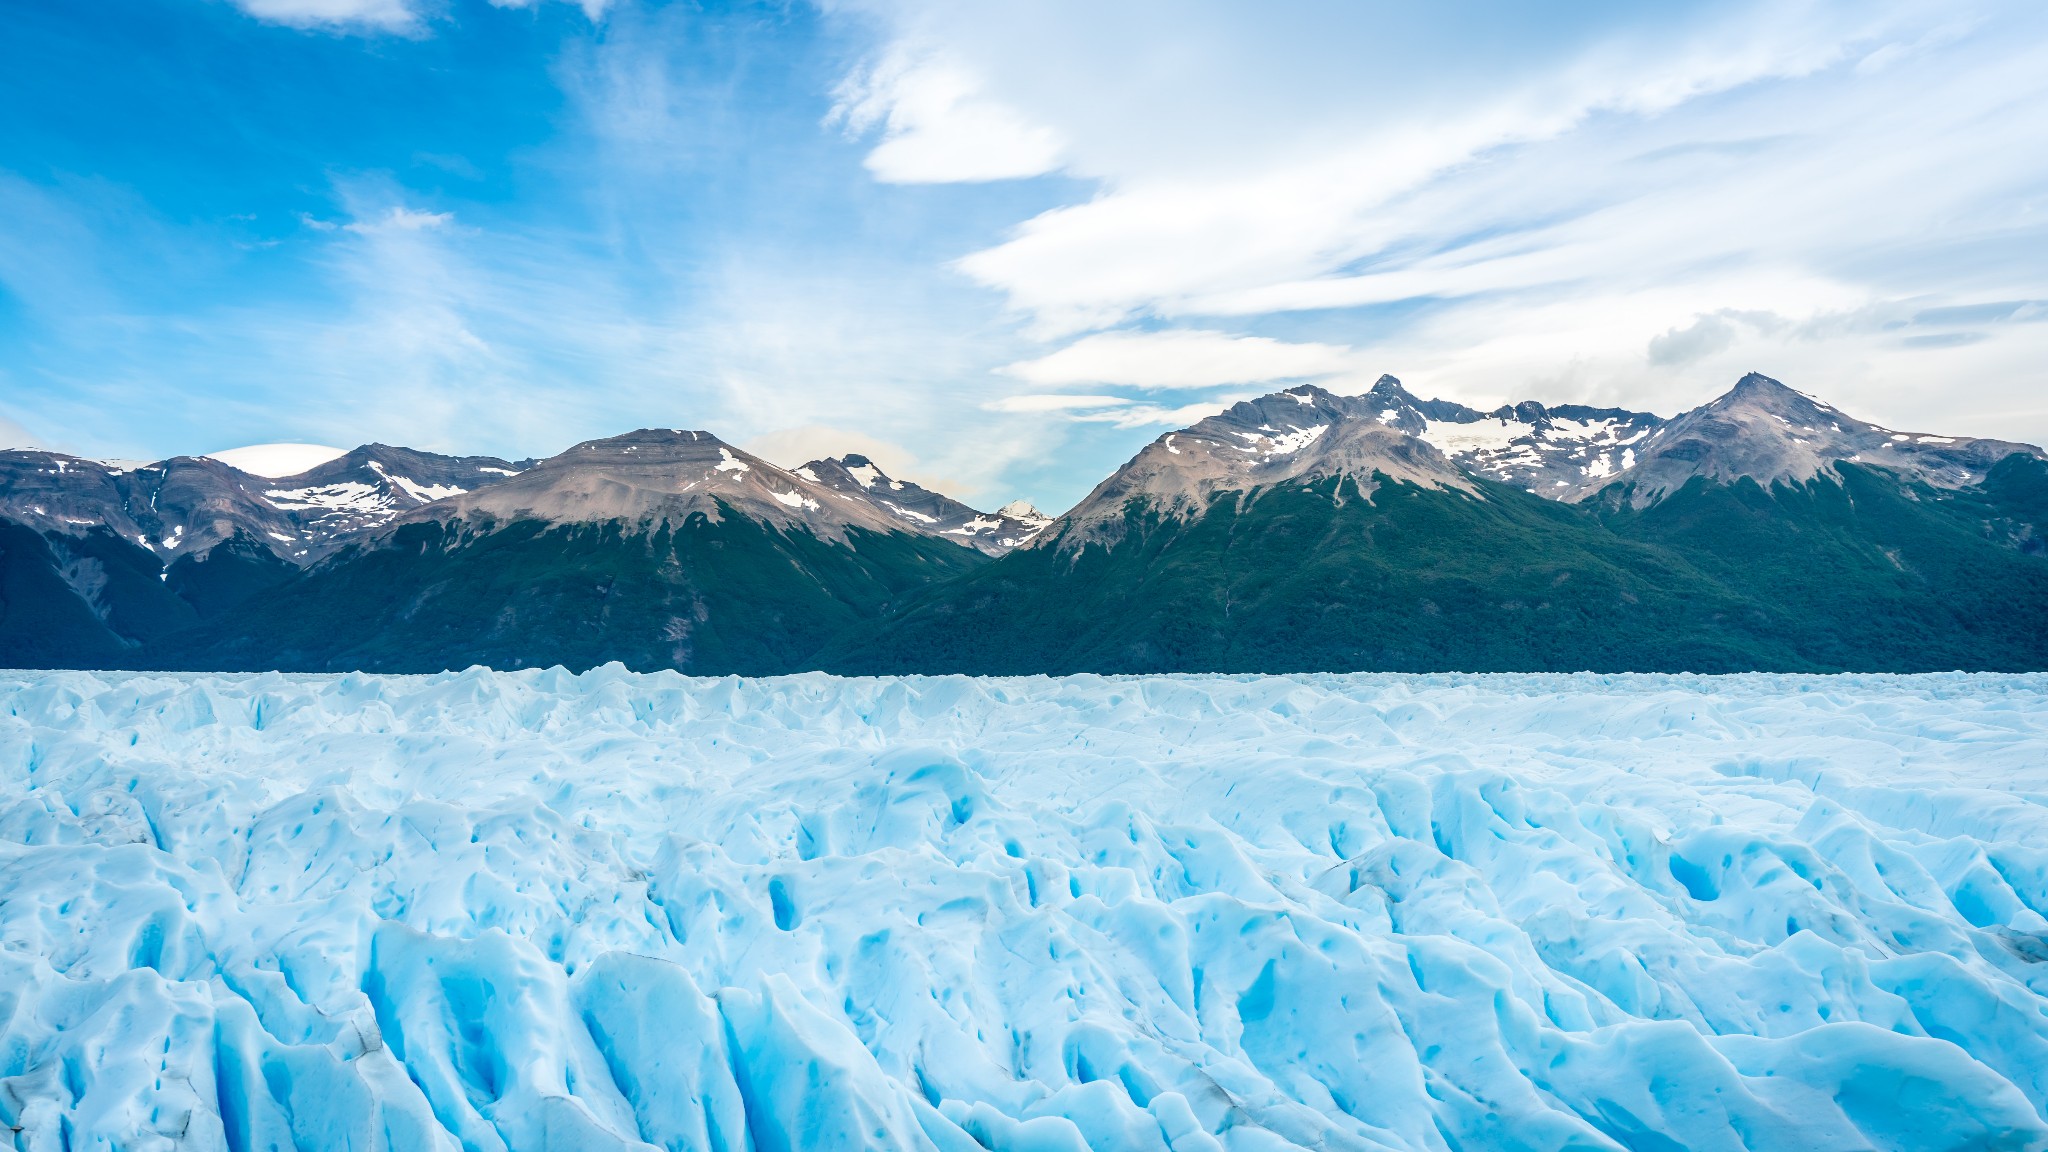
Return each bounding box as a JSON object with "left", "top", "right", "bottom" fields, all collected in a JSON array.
[{"left": 5, "top": 669, "right": 2048, "bottom": 1152}]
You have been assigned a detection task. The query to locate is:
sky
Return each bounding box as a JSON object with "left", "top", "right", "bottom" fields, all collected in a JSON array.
[{"left": 3, "top": 0, "right": 2046, "bottom": 510}]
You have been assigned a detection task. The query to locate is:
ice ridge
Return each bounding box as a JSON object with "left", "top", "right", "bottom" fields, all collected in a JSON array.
[{"left": 3, "top": 668, "right": 2048, "bottom": 1150}]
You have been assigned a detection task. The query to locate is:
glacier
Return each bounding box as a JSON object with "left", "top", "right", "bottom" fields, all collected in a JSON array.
[{"left": 4, "top": 669, "right": 2048, "bottom": 1151}]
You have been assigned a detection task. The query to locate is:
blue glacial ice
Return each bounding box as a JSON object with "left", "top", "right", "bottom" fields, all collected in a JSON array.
[{"left": 4, "top": 667, "right": 2048, "bottom": 1151}]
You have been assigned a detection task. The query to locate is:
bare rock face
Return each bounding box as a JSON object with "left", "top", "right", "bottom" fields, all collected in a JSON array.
[
  {"left": 1596, "top": 372, "right": 2043, "bottom": 505},
  {"left": 794, "top": 455, "right": 1052, "bottom": 555},
  {"left": 413, "top": 430, "right": 932, "bottom": 541},
  {"left": 0, "top": 445, "right": 530, "bottom": 564},
  {"left": 2, "top": 429, "right": 1041, "bottom": 580},
  {"left": 0, "top": 452, "right": 296, "bottom": 559},
  {"left": 422, "top": 433, "right": 1047, "bottom": 554}
]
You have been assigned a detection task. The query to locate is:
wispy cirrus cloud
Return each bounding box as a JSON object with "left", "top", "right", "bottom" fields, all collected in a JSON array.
[
  {"left": 228, "top": 0, "right": 419, "bottom": 32},
  {"left": 829, "top": 48, "right": 1064, "bottom": 183},
  {"left": 834, "top": 0, "right": 2048, "bottom": 444},
  {"left": 984, "top": 392, "right": 1249, "bottom": 430},
  {"left": 1003, "top": 330, "right": 1364, "bottom": 390},
  {"left": 227, "top": 0, "right": 607, "bottom": 34}
]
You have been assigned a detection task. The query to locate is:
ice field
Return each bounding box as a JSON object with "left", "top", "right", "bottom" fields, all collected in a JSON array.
[{"left": 5, "top": 669, "right": 2048, "bottom": 1151}]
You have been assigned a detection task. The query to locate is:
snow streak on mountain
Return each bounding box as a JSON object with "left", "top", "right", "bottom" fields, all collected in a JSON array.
[{"left": 4, "top": 668, "right": 2048, "bottom": 1150}]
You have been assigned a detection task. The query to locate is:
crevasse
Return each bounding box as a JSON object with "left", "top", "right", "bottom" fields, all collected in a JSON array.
[{"left": 2, "top": 667, "right": 2047, "bottom": 1151}]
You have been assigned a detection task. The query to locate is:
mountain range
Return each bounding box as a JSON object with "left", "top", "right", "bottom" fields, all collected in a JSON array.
[{"left": 5, "top": 372, "right": 2044, "bottom": 673}]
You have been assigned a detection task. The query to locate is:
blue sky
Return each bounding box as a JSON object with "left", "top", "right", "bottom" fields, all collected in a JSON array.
[{"left": 3, "top": 0, "right": 2046, "bottom": 509}]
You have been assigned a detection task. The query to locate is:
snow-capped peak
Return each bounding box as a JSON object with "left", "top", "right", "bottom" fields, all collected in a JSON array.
[
  {"left": 996, "top": 500, "right": 1048, "bottom": 522},
  {"left": 205, "top": 443, "right": 350, "bottom": 478},
  {"left": 1045, "top": 381, "right": 1477, "bottom": 549}
]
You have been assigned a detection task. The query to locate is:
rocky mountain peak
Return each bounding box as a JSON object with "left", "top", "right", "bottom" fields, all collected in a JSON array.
[
  {"left": 1269, "top": 378, "right": 1665, "bottom": 498},
  {"left": 1045, "top": 381, "right": 1477, "bottom": 549},
  {"left": 1725, "top": 370, "right": 1802, "bottom": 401},
  {"left": 1594, "top": 373, "right": 2043, "bottom": 505},
  {"left": 412, "top": 430, "right": 906, "bottom": 538},
  {"left": 796, "top": 454, "right": 1052, "bottom": 555},
  {"left": 252, "top": 443, "right": 528, "bottom": 559}
]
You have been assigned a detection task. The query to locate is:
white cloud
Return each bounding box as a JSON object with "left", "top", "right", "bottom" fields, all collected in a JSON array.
[
  {"left": 1649, "top": 312, "right": 1747, "bottom": 367},
  {"left": 1068, "top": 398, "right": 1257, "bottom": 430},
  {"left": 228, "top": 0, "right": 606, "bottom": 33},
  {"left": 345, "top": 206, "right": 453, "bottom": 234},
  {"left": 839, "top": 0, "right": 1898, "bottom": 334},
  {"left": 494, "top": 0, "right": 611, "bottom": 20},
  {"left": 983, "top": 393, "right": 1134, "bottom": 412},
  {"left": 830, "top": 48, "right": 1064, "bottom": 183},
  {"left": 1004, "top": 330, "right": 1362, "bottom": 390},
  {"left": 983, "top": 391, "right": 1254, "bottom": 430},
  {"left": 229, "top": 0, "right": 420, "bottom": 31}
]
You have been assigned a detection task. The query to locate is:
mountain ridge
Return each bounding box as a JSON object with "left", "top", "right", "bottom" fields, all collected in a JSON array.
[
  {"left": 6, "top": 371, "right": 2045, "bottom": 674},
  {"left": 1602, "top": 371, "right": 2041, "bottom": 505}
]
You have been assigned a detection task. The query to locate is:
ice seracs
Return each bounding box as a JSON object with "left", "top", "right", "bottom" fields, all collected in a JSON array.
[{"left": 4, "top": 668, "right": 2048, "bottom": 1150}]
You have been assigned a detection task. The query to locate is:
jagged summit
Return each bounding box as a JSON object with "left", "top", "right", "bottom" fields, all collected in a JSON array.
[
  {"left": 253, "top": 443, "right": 528, "bottom": 559},
  {"left": 1044, "top": 372, "right": 1680, "bottom": 548},
  {"left": 1349, "top": 376, "right": 1664, "bottom": 495},
  {"left": 0, "top": 442, "right": 532, "bottom": 565},
  {"left": 411, "top": 431, "right": 1045, "bottom": 552},
  {"left": 1598, "top": 372, "right": 2043, "bottom": 505},
  {"left": 796, "top": 454, "right": 1051, "bottom": 554},
  {"left": 1045, "top": 381, "right": 1476, "bottom": 548}
]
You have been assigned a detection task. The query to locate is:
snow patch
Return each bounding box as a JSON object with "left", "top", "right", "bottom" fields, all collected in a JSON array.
[
  {"left": 390, "top": 475, "right": 466, "bottom": 503},
  {"left": 265, "top": 482, "right": 386, "bottom": 513},
  {"left": 945, "top": 515, "right": 1001, "bottom": 536},
  {"left": 1417, "top": 416, "right": 1534, "bottom": 456},
  {"left": 878, "top": 500, "right": 936, "bottom": 524},
  {"left": 1261, "top": 424, "right": 1327, "bottom": 457}
]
